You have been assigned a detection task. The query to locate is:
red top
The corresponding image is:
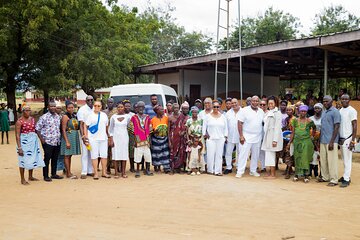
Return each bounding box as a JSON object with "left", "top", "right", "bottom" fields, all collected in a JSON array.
[{"left": 19, "top": 117, "right": 36, "bottom": 134}]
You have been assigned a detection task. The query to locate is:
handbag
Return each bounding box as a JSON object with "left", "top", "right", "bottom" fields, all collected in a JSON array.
[{"left": 88, "top": 113, "right": 100, "bottom": 134}]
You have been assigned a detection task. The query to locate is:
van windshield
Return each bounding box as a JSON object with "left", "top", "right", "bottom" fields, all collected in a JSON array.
[{"left": 112, "top": 95, "right": 163, "bottom": 107}]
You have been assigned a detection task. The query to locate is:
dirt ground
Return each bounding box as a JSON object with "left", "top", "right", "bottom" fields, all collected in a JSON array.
[{"left": 1, "top": 129, "right": 360, "bottom": 240}]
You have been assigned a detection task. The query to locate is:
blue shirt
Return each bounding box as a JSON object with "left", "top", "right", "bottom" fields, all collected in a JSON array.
[
  {"left": 320, "top": 106, "right": 341, "bottom": 144},
  {"left": 144, "top": 105, "right": 156, "bottom": 119}
]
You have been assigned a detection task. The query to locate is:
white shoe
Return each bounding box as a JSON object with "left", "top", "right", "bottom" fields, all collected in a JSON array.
[
  {"left": 250, "top": 171, "right": 260, "bottom": 177},
  {"left": 235, "top": 173, "right": 243, "bottom": 178},
  {"left": 191, "top": 172, "right": 196, "bottom": 176},
  {"left": 196, "top": 171, "right": 201, "bottom": 175}
]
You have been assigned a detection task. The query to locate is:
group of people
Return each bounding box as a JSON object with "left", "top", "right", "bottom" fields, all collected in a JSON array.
[{"left": 15, "top": 92, "right": 357, "bottom": 188}]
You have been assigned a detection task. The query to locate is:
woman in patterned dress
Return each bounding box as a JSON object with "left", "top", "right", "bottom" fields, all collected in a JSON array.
[
  {"left": 15, "top": 106, "right": 45, "bottom": 185},
  {"left": 288, "top": 105, "right": 316, "bottom": 183},
  {"left": 60, "top": 102, "right": 81, "bottom": 179}
]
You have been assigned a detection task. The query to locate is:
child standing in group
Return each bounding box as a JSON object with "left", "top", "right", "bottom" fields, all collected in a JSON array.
[
  {"left": 310, "top": 148, "right": 320, "bottom": 178},
  {"left": 188, "top": 136, "right": 203, "bottom": 176}
]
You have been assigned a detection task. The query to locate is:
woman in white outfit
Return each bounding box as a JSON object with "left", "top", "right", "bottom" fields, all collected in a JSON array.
[
  {"left": 84, "top": 101, "right": 110, "bottom": 180},
  {"left": 109, "top": 102, "right": 131, "bottom": 178},
  {"left": 202, "top": 100, "right": 228, "bottom": 176},
  {"left": 261, "top": 96, "right": 283, "bottom": 179}
]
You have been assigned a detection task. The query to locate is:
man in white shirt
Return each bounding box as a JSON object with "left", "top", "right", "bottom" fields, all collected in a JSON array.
[
  {"left": 339, "top": 94, "right": 357, "bottom": 188},
  {"left": 224, "top": 98, "right": 241, "bottom": 174},
  {"left": 77, "top": 95, "right": 94, "bottom": 179},
  {"left": 236, "top": 96, "right": 264, "bottom": 178}
]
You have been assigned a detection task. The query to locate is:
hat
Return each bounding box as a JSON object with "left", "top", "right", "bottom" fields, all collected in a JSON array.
[
  {"left": 194, "top": 99, "right": 202, "bottom": 103},
  {"left": 217, "top": 97, "right": 223, "bottom": 104}
]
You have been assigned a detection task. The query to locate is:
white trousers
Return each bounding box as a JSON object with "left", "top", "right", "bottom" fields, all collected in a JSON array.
[
  {"left": 265, "top": 151, "right": 276, "bottom": 167},
  {"left": 81, "top": 141, "right": 93, "bottom": 175},
  {"left": 237, "top": 141, "right": 261, "bottom": 175},
  {"left": 206, "top": 138, "right": 225, "bottom": 174},
  {"left": 259, "top": 150, "right": 266, "bottom": 169},
  {"left": 341, "top": 138, "right": 353, "bottom": 181},
  {"left": 225, "top": 142, "right": 240, "bottom": 170}
]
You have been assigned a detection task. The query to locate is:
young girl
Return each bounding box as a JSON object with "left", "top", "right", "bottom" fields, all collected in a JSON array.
[{"left": 187, "top": 136, "right": 203, "bottom": 176}]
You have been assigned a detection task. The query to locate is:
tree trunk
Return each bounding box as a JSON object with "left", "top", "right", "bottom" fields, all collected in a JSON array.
[
  {"left": 43, "top": 89, "right": 49, "bottom": 112},
  {"left": 5, "top": 73, "right": 17, "bottom": 123}
]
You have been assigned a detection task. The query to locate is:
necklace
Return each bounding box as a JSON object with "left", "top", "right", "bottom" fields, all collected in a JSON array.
[{"left": 297, "top": 118, "right": 307, "bottom": 130}]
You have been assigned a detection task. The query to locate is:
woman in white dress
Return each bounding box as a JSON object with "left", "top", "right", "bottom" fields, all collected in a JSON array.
[{"left": 109, "top": 102, "right": 131, "bottom": 178}]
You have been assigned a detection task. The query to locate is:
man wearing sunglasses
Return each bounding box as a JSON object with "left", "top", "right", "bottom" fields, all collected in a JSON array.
[{"left": 77, "top": 95, "right": 94, "bottom": 179}]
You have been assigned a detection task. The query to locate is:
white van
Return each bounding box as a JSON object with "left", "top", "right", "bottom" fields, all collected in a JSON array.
[{"left": 110, "top": 83, "right": 178, "bottom": 110}]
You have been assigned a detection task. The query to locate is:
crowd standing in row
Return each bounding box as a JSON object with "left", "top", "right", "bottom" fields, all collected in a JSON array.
[{"left": 15, "top": 92, "right": 357, "bottom": 188}]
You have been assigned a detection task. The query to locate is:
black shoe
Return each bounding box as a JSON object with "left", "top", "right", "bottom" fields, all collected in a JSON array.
[
  {"left": 44, "top": 177, "right": 52, "bottom": 182},
  {"left": 340, "top": 180, "right": 350, "bottom": 188},
  {"left": 338, "top": 177, "right": 351, "bottom": 184},
  {"left": 51, "top": 175, "right": 64, "bottom": 180},
  {"left": 224, "top": 169, "right": 232, "bottom": 174}
]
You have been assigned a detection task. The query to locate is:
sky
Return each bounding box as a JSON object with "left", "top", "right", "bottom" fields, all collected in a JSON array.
[{"left": 117, "top": 0, "right": 360, "bottom": 39}]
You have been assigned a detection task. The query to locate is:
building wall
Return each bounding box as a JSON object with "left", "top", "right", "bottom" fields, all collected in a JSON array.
[{"left": 157, "top": 70, "right": 280, "bottom": 99}]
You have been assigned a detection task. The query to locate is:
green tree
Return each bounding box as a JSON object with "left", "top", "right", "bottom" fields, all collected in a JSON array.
[
  {"left": 221, "top": 7, "right": 300, "bottom": 49},
  {"left": 140, "top": 5, "right": 212, "bottom": 62},
  {"left": 1, "top": 0, "right": 160, "bottom": 108},
  {"left": 311, "top": 5, "right": 360, "bottom": 36},
  {"left": 0, "top": 0, "right": 66, "bottom": 116}
]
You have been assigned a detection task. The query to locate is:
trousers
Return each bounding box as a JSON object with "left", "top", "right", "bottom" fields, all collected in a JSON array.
[
  {"left": 42, "top": 143, "right": 60, "bottom": 177},
  {"left": 81, "top": 141, "right": 93, "bottom": 175},
  {"left": 341, "top": 138, "right": 353, "bottom": 181},
  {"left": 237, "top": 141, "right": 261, "bottom": 175},
  {"left": 206, "top": 138, "right": 225, "bottom": 174},
  {"left": 225, "top": 142, "right": 240, "bottom": 170},
  {"left": 320, "top": 143, "right": 338, "bottom": 183}
]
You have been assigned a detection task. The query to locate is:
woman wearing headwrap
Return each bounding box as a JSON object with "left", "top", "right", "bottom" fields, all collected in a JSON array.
[
  {"left": 283, "top": 105, "right": 296, "bottom": 179},
  {"left": 169, "top": 102, "right": 189, "bottom": 173},
  {"left": 288, "top": 105, "right": 316, "bottom": 183},
  {"left": 15, "top": 105, "right": 45, "bottom": 185},
  {"left": 150, "top": 104, "right": 171, "bottom": 173}
]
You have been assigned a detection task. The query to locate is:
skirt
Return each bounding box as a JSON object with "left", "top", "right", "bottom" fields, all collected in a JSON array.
[
  {"left": 151, "top": 135, "right": 170, "bottom": 170},
  {"left": 18, "top": 132, "right": 45, "bottom": 170}
]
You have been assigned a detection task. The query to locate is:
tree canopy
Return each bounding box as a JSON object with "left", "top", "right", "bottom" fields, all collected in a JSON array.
[
  {"left": 311, "top": 5, "right": 360, "bottom": 36},
  {"left": 220, "top": 7, "right": 300, "bottom": 49},
  {"left": 140, "top": 5, "right": 213, "bottom": 62}
]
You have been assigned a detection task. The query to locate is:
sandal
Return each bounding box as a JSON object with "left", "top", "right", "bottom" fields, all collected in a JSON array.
[
  {"left": 327, "top": 182, "right": 338, "bottom": 187},
  {"left": 293, "top": 176, "right": 299, "bottom": 182},
  {"left": 215, "top": 173, "right": 223, "bottom": 176},
  {"left": 114, "top": 175, "right": 120, "bottom": 179},
  {"left": 93, "top": 176, "right": 99, "bottom": 180},
  {"left": 285, "top": 174, "right": 290, "bottom": 179},
  {"left": 68, "top": 175, "right": 78, "bottom": 179},
  {"left": 304, "top": 178, "right": 309, "bottom": 183},
  {"left": 122, "top": 174, "right": 128, "bottom": 178},
  {"left": 80, "top": 175, "right": 87, "bottom": 179},
  {"left": 102, "top": 175, "right": 111, "bottom": 179}
]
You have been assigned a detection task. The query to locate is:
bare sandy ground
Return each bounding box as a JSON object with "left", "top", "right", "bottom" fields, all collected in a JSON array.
[{"left": 1, "top": 130, "right": 360, "bottom": 240}]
